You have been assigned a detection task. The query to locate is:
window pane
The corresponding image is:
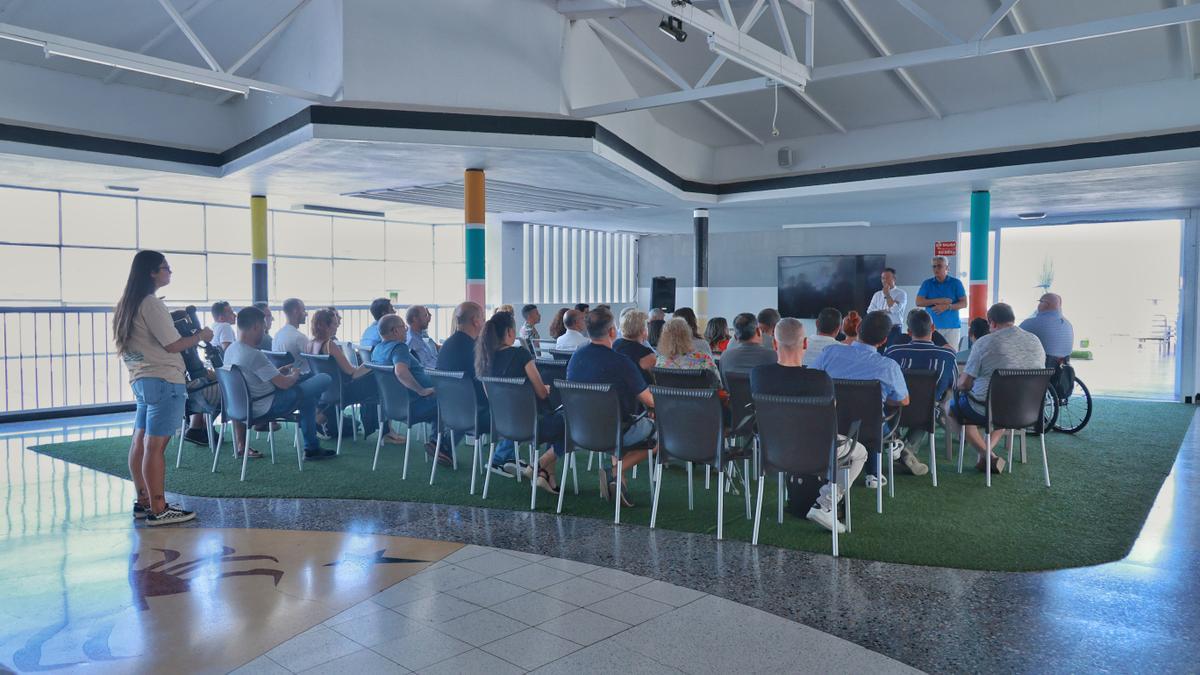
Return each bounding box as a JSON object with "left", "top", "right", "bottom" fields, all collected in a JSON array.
[
  {"left": 0, "top": 245, "right": 60, "bottom": 300},
  {"left": 62, "top": 249, "right": 136, "bottom": 303},
  {"left": 274, "top": 257, "right": 332, "bottom": 306},
  {"left": 207, "top": 254, "right": 251, "bottom": 305},
  {"left": 386, "top": 222, "right": 433, "bottom": 261},
  {"left": 206, "top": 205, "right": 251, "bottom": 253},
  {"left": 433, "top": 263, "right": 464, "bottom": 305},
  {"left": 333, "top": 217, "right": 385, "bottom": 259},
  {"left": 157, "top": 253, "right": 206, "bottom": 304},
  {"left": 386, "top": 261, "right": 434, "bottom": 305},
  {"left": 61, "top": 194, "right": 136, "bottom": 247},
  {"left": 333, "top": 259, "right": 386, "bottom": 304},
  {"left": 273, "top": 212, "right": 331, "bottom": 257},
  {"left": 138, "top": 200, "right": 204, "bottom": 252},
  {"left": 0, "top": 187, "right": 58, "bottom": 244},
  {"left": 433, "top": 225, "right": 464, "bottom": 262}
]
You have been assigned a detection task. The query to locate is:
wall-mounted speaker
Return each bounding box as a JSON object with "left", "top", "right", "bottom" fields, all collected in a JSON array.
[
  {"left": 778, "top": 147, "right": 792, "bottom": 168},
  {"left": 651, "top": 276, "right": 676, "bottom": 312}
]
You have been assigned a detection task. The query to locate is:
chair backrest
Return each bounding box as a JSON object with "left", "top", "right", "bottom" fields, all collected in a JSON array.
[
  {"left": 356, "top": 345, "right": 373, "bottom": 366},
  {"left": 519, "top": 337, "right": 539, "bottom": 358},
  {"left": 365, "top": 363, "right": 410, "bottom": 423},
  {"left": 649, "top": 386, "right": 723, "bottom": 465},
  {"left": 650, "top": 366, "right": 715, "bottom": 389},
  {"left": 752, "top": 393, "right": 838, "bottom": 476},
  {"left": 428, "top": 369, "right": 479, "bottom": 434},
  {"left": 899, "top": 369, "right": 939, "bottom": 433},
  {"left": 723, "top": 370, "right": 755, "bottom": 436},
  {"left": 215, "top": 365, "right": 252, "bottom": 422},
  {"left": 832, "top": 379, "right": 883, "bottom": 452},
  {"left": 300, "top": 353, "right": 344, "bottom": 404},
  {"left": 479, "top": 376, "right": 539, "bottom": 442},
  {"left": 548, "top": 349, "right": 574, "bottom": 361},
  {"left": 263, "top": 350, "right": 294, "bottom": 369},
  {"left": 535, "top": 360, "right": 567, "bottom": 409},
  {"left": 989, "top": 368, "right": 1055, "bottom": 431},
  {"left": 344, "top": 342, "right": 361, "bottom": 366},
  {"left": 554, "top": 379, "right": 623, "bottom": 455}
]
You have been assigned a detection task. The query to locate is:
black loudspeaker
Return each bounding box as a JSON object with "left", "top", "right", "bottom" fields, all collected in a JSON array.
[{"left": 651, "top": 276, "right": 676, "bottom": 312}]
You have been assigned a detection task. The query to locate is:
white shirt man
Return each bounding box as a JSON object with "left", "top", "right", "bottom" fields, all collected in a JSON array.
[
  {"left": 554, "top": 309, "right": 590, "bottom": 351},
  {"left": 802, "top": 307, "right": 844, "bottom": 367},
  {"left": 867, "top": 268, "right": 908, "bottom": 329},
  {"left": 272, "top": 298, "right": 310, "bottom": 373},
  {"left": 208, "top": 301, "right": 236, "bottom": 351}
]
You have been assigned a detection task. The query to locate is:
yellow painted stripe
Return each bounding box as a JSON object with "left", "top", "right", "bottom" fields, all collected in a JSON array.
[
  {"left": 464, "top": 169, "right": 485, "bottom": 224},
  {"left": 251, "top": 195, "right": 268, "bottom": 260}
]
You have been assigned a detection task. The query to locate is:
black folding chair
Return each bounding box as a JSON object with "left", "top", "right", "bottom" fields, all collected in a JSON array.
[
  {"left": 833, "top": 379, "right": 888, "bottom": 513},
  {"left": 213, "top": 365, "right": 302, "bottom": 481},
  {"left": 648, "top": 386, "right": 750, "bottom": 539},
  {"left": 548, "top": 349, "right": 574, "bottom": 362},
  {"left": 957, "top": 368, "right": 1054, "bottom": 488},
  {"left": 300, "top": 353, "right": 353, "bottom": 454},
  {"left": 356, "top": 345, "right": 374, "bottom": 366},
  {"left": 899, "top": 369, "right": 940, "bottom": 487},
  {"left": 263, "top": 350, "right": 294, "bottom": 369},
  {"left": 479, "top": 375, "right": 565, "bottom": 508},
  {"left": 751, "top": 393, "right": 847, "bottom": 555},
  {"left": 650, "top": 367, "right": 716, "bottom": 389},
  {"left": 427, "top": 369, "right": 488, "bottom": 494},
  {"left": 534, "top": 360, "right": 567, "bottom": 410},
  {"left": 365, "top": 363, "right": 415, "bottom": 477}
]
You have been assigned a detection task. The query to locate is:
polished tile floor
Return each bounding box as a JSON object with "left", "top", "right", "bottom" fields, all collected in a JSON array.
[{"left": 2, "top": 410, "right": 1199, "bottom": 673}]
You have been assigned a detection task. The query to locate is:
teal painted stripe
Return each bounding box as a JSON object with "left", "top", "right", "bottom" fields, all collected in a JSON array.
[
  {"left": 465, "top": 226, "right": 486, "bottom": 280},
  {"left": 969, "top": 190, "right": 990, "bottom": 282}
]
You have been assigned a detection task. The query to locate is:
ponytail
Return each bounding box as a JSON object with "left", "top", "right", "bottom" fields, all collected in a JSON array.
[{"left": 475, "top": 311, "right": 516, "bottom": 376}]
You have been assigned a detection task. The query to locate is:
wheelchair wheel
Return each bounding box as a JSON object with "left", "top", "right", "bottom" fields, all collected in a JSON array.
[
  {"left": 1053, "top": 376, "right": 1092, "bottom": 434},
  {"left": 1041, "top": 388, "right": 1059, "bottom": 433}
]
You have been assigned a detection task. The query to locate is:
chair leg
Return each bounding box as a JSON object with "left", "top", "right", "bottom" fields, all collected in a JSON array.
[
  {"left": 587, "top": 450, "right": 594, "bottom": 471},
  {"left": 268, "top": 427, "right": 276, "bottom": 464},
  {"left": 777, "top": 472, "right": 784, "bottom": 524},
  {"left": 529, "top": 444, "right": 539, "bottom": 511},
  {"left": 876, "top": 452, "right": 883, "bottom": 514},
  {"left": 335, "top": 406, "right": 344, "bottom": 456},
  {"left": 650, "top": 463, "right": 664, "bottom": 529},
  {"left": 212, "top": 422, "right": 225, "bottom": 473},
  {"left": 843, "top": 468, "right": 852, "bottom": 533},
  {"left": 1041, "top": 433, "right": 1051, "bottom": 487},
  {"left": 556, "top": 452, "right": 571, "bottom": 514},
  {"left": 985, "top": 425, "right": 993, "bottom": 488},
  {"left": 1007, "top": 429, "right": 1015, "bottom": 472},
  {"left": 752, "top": 476, "right": 765, "bottom": 545},
  {"left": 1018, "top": 431, "right": 1026, "bottom": 472},
  {"left": 632, "top": 464, "right": 637, "bottom": 480},
  {"left": 686, "top": 462, "right": 694, "bottom": 511},
  {"left": 295, "top": 423, "right": 303, "bottom": 471},
  {"left": 705, "top": 465, "right": 711, "bottom": 491},
  {"left": 887, "top": 444, "right": 895, "bottom": 498},
  {"left": 450, "top": 432, "right": 458, "bottom": 470},
  {"left": 428, "top": 428, "right": 442, "bottom": 485},
  {"left": 175, "top": 417, "right": 187, "bottom": 468},
  {"left": 571, "top": 451, "right": 580, "bottom": 495},
  {"left": 482, "top": 437, "right": 498, "bottom": 499},
  {"left": 470, "top": 436, "right": 480, "bottom": 496},
  {"left": 717, "top": 468, "right": 725, "bottom": 540},
  {"left": 239, "top": 422, "right": 251, "bottom": 482},
  {"left": 930, "top": 428, "right": 938, "bottom": 487},
  {"left": 402, "top": 429, "right": 411, "bottom": 480},
  {"left": 743, "top": 458, "right": 752, "bottom": 520},
  {"left": 614, "top": 459, "right": 623, "bottom": 524},
  {"left": 957, "top": 427, "right": 966, "bottom": 473},
  {"left": 372, "top": 419, "right": 385, "bottom": 471}
]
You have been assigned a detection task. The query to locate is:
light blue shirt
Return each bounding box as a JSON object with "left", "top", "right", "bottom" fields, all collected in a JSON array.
[
  {"left": 406, "top": 328, "right": 438, "bottom": 369},
  {"left": 813, "top": 341, "right": 909, "bottom": 404},
  {"left": 917, "top": 276, "right": 966, "bottom": 329},
  {"left": 360, "top": 321, "right": 382, "bottom": 350},
  {"left": 1019, "top": 310, "right": 1074, "bottom": 358}
]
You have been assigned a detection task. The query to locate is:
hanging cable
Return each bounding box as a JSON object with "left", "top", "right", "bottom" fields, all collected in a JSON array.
[{"left": 771, "top": 81, "right": 780, "bottom": 137}]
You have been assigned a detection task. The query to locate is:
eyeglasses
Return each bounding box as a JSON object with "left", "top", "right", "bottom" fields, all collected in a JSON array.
[
  {"left": 931, "top": 264, "right": 946, "bottom": 269},
  {"left": 158, "top": 265, "right": 173, "bottom": 273}
]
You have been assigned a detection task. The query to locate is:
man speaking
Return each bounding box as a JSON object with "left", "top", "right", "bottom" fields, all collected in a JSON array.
[{"left": 916, "top": 255, "right": 967, "bottom": 350}]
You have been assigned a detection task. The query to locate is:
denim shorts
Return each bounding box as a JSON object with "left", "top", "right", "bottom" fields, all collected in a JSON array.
[{"left": 132, "top": 378, "right": 187, "bottom": 437}]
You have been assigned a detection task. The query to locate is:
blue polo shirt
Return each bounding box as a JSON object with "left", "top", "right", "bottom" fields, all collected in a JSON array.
[
  {"left": 360, "top": 321, "right": 382, "bottom": 349},
  {"left": 884, "top": 340, "right": 957, "bottom": 401},
  {"left": 917, "top": 275, "right": 966, "bottom": 329},
  {"left": 812, "top": 342, "right": 909, "bottom": 404},
  {"left": 1019, "top": 310, "right": 1074, "bottom": 358},
  {"left": 371, "top": 338, "right": 432, "bottom": 389}
]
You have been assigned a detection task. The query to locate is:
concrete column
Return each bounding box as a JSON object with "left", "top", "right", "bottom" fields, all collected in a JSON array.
[
  {"left": 693, "top": 208, "right": 709, "bottom": 326},
  {"left": 464, "top": 169, "right": 486, "bottom": 307},
  {"left": 969, "top": 191, "right": 990, "bottom": 321},
  {"left": 250, "top": 195, "right": 268, "bottom": 304}
]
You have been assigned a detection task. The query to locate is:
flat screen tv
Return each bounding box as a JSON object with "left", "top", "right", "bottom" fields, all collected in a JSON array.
[{"left": 778, "top": 254, "right": 886, "bottom": 319}]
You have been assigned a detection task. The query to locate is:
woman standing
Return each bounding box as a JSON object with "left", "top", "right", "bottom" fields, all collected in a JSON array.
[{"left": 114, "top": 250, "right": 212, "bottom": 526}]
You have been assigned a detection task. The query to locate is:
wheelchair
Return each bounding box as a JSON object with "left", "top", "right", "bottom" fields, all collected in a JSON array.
[{"left": 1041, "top": 357, "right": 1092, "bottom": 434}]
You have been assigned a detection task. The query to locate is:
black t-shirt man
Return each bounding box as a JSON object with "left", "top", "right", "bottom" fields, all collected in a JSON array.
[
  {"left": 567, "top": 342, "right": 647, "bottom": 422},
  {"left": 613, "top": 337, "right": 654, "bottom": 383},
  {"left": 749, "top": 363, "right": 834, "bottom": 397}
]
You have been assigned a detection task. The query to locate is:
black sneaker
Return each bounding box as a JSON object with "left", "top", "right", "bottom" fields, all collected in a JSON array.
[
  {"left": 183, "top": 427, "right": 210, "bottom": 446},
  {"left": 133, "top": 501, "right": 150, "bottom": 520},
  {"left": 146, "top": 506, "right": 196, "bottom": 527},
  {"left": 304, "top": 449, "right": 329, "bottom": 460}
]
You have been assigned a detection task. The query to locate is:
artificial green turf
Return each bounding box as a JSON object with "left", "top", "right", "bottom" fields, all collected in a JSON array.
[{"left": 31, "top": 398, "right": 1194, "bottom": 572}]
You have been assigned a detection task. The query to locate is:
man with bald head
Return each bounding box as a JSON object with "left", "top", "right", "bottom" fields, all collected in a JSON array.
[
  {"left": 554, "top": 308, "right": 589, "bottom": 351},
  {"left": 1020, "top": 293, "right": 1075, "bottom": 366},
  {"left": 749, "top": 318, "right": 866, "bottom": 534},
  {"left": 406, "top": 305, "right": 439, "bottom": 369}
]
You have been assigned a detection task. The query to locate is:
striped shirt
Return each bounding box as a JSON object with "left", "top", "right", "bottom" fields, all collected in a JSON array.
[
  {"left": 1019, "top": 310, "right": 1074, "bottom": 358},
  {"left": 884, "top": 340, "right": 958, "bottom": 401}
]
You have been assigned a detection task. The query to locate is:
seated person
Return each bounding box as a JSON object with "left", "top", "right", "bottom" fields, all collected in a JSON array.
[
  {"left": 956, "top": 317, "right": 990, "bottom": 364},
  {"left": 223, "top": 307, "right": 333, "bottom": 460},
  {"left": 839, "top": 311, "right": 861, "bottom": 345},
  {"left": 1019, "top": 293, "right": 1074, "bottom": 367},
  {"left": 518, "top": 304, "right": 541, "bottom": 347},
  {"left": 553, "top": 309, "right": 589, "bottom": 351},
  {"left": 566, "top": 306, "right": 656, "bottom": 508},
  {"left": 613, "top": 309, "right": 656, "bottom": 382},
  {"left": 655, "top": 318, "right": 719, "bottom": 382},
  {"left": 802, "top": 307, "right": 842, "bottom": 366},
  {"left": 548, "top": 307, "right": 569, "bottom": 340},
  {"left": 475, "top": 311, "right": 564, "bottom": 495},
  {"left": 671, "top": 307, "right": 712, "bottom": 355},
  {"left": 305, "top": 307, "right": 378, "bottom": 437},
  {"left": 370, "top": 314, "right": 440, "bottom": 452},
  {"left": 812, "top": 311, "right": 916, "bottom": 483},
  {"left": 437, "top": 302, "right": 514, "bottom": 472},
  {"left": 360, "top": 297, "right": 395, "bottom": 351},
  {"left": 704, "top": 316, "right": 730, "bottom": 353},
  {"left": 756, "top": 307, "right": 781, "bottom": 344},
  {"left": 647, "top": 308, "right": 666, "bottom": 348},
  {"left": 750, "top": 318, "right": 866, "bottom": 533},
  {"left": 209, "top": 301, "right": 236, "bottom": 351},
  {"left": 718, "top": 312, "right": 777, "bottom": 378},
  {"left": 884, "top": 309, "right": 957, "bottom": 473},
  {"left": 946, "top": 303, "right": 1046, "bottom": 475},
  {"left": 405, "top": 305, "right": 439, "bottom": 369},
  {"left": 253, "top": 302, "right": 275, "bottom": 351},
  {"left": 272, "top": 297, "right": 309, "bottom": 373}
]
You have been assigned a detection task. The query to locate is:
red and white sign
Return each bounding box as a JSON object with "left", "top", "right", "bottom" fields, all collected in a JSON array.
[{"left": 934, "top": 241, "right": 957, "bottom": 256}]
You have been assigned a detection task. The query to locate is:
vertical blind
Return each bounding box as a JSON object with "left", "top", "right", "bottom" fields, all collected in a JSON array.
[{"left": 522, "top": 223, "right": 636, "bottom": 304}]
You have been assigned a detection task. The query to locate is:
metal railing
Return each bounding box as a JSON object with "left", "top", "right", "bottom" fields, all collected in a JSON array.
[{"left": 0, "top": 303, "right": 457, "bottom": 416}]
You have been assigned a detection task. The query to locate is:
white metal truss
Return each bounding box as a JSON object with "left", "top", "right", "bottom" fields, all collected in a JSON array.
[
  {"left": 895, "top": 0, "right": 963, "bottom": 44},
  {"left": 1001, "top": 1, "right": 1056, "bottom": 102},
  {"left": 155, "top": 0, "right": 222, "bottom": 72},
  {"left": 836, "top": 0, "right": 942, "bottom": 119},
  {"left": 214, "top": 0, "right": 315, "bottom": 104},
  {"left": 1180, "top": 0, "right": 1198, "bottom": 79},
  {"left": 103, "top": 0, "right": 218, "bottom": 84}
]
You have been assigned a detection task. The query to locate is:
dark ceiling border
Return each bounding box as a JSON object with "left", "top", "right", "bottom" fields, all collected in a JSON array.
[{"left": 3, "top": 106, "right": 1200, "bottom": 197}]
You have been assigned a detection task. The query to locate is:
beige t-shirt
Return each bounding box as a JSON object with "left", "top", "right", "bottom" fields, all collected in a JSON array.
[{"left": 120, "top": 295, "right": 186, "bottom": 384}]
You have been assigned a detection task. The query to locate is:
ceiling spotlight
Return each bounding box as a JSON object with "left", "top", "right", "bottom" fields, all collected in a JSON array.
[
  {"left": 658, "top": 15, "right": 686, "bottom": 42},
  {"left": 1017, "top": 212, "right": 1047, "bottom": 220}
]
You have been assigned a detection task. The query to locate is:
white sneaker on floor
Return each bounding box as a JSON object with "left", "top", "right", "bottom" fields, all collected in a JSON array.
[
  {"left": 503, "top": 459, "right": 534, "bottom": 479},
  {"left": 806, "top": 506, "right": 846, "bottom": 534},
  {"left": 865, "top": 475, "right": 888, "bottom": 489}
]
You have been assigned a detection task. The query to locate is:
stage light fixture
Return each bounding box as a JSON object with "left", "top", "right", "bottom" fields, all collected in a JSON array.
[{"left": 658, "top": 15, "right": 687, "bottom": 42}]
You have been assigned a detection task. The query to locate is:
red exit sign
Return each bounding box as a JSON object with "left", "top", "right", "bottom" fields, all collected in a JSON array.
[{"left": 935, "top": 241, "right": 957, "bottom": 256}]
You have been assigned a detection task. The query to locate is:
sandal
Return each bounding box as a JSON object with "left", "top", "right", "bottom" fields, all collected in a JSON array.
[
  {"left": 537, "top": 468, "right": 559, "bottom": 495},
  {"left": 236, "top": 447, "right": 263, "bottom": 459}
]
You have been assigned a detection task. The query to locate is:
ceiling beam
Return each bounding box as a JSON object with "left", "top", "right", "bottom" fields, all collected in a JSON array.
[
  {"left": 571, "top": 76, "right": 772, "bottom": 117},
  {"left": 814, "top": 3, "right": 1200, "bottom": 81},
  {"left": 155, "top": 0, "right": 222, "bottom": 71},
  {"left": 215, "top": 0, "right": 315, "bottom": 104},
  {"left": 973, "top": 0, "right": 1022, "bottom": 41},
  {"left": 1004, "top": 2, "right": 1056, "bottom": 102},
  {"left": 836, "top": 0, "right": 942, "bottom": 118},
  {"left": 769, "top": 0, "right": 798, "bottom": 59},
  {"left": 895, "top": 0, "right": 964, "bottom": 44},
  {"left": 104, "top": 0, "right": 218, "bottom": 84},
  {"left": 695, "top": 0, "right": 768, "bottom": 87}
]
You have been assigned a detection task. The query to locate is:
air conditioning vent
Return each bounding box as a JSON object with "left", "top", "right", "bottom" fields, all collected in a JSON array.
[{"left": 345, "top": 179, "right": 653, "bottom": 214}]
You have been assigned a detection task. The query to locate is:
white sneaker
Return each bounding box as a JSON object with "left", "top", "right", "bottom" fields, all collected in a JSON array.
[
  {"left": 502, "top": 460, "right": 534, "bottom": 479},
  {"left": 806, "top": 506, "right": 846, "bottom": 533},
  {"left": 865, "top": 475, "right": 888, "bottom": 489}
]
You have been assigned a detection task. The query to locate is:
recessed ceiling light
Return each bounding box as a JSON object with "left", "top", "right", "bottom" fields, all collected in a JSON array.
[
  {"left": 106, "top": 185, "right": 139, "bottom": 192},
  {"left": 1017, "top": 212, "right": 1047, "bottom": 220},
  {"left": 781, "top": 221, "right": 870, "bottom": 230}
]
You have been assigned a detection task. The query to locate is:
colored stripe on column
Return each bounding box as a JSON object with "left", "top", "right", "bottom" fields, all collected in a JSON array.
[
  {"left": 464, "top": 169, "right": 486, "bottom": 307},
  {"left": 251, "top": 195, "right": 268, "bottom": 304},
  {"left": 968, "top": 190, "right": 989, "bottom": 321}
]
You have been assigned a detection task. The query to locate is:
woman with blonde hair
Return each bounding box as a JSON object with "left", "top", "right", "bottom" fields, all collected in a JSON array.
[
  {"left": 305, "top": 307, "right": 377, "bottom": 437},
  {"left": 614, "top": 309, "right": 656, "bottom": 381},
  {"left": 655, "top": 318, "right": 718, "bottom": 377}
]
